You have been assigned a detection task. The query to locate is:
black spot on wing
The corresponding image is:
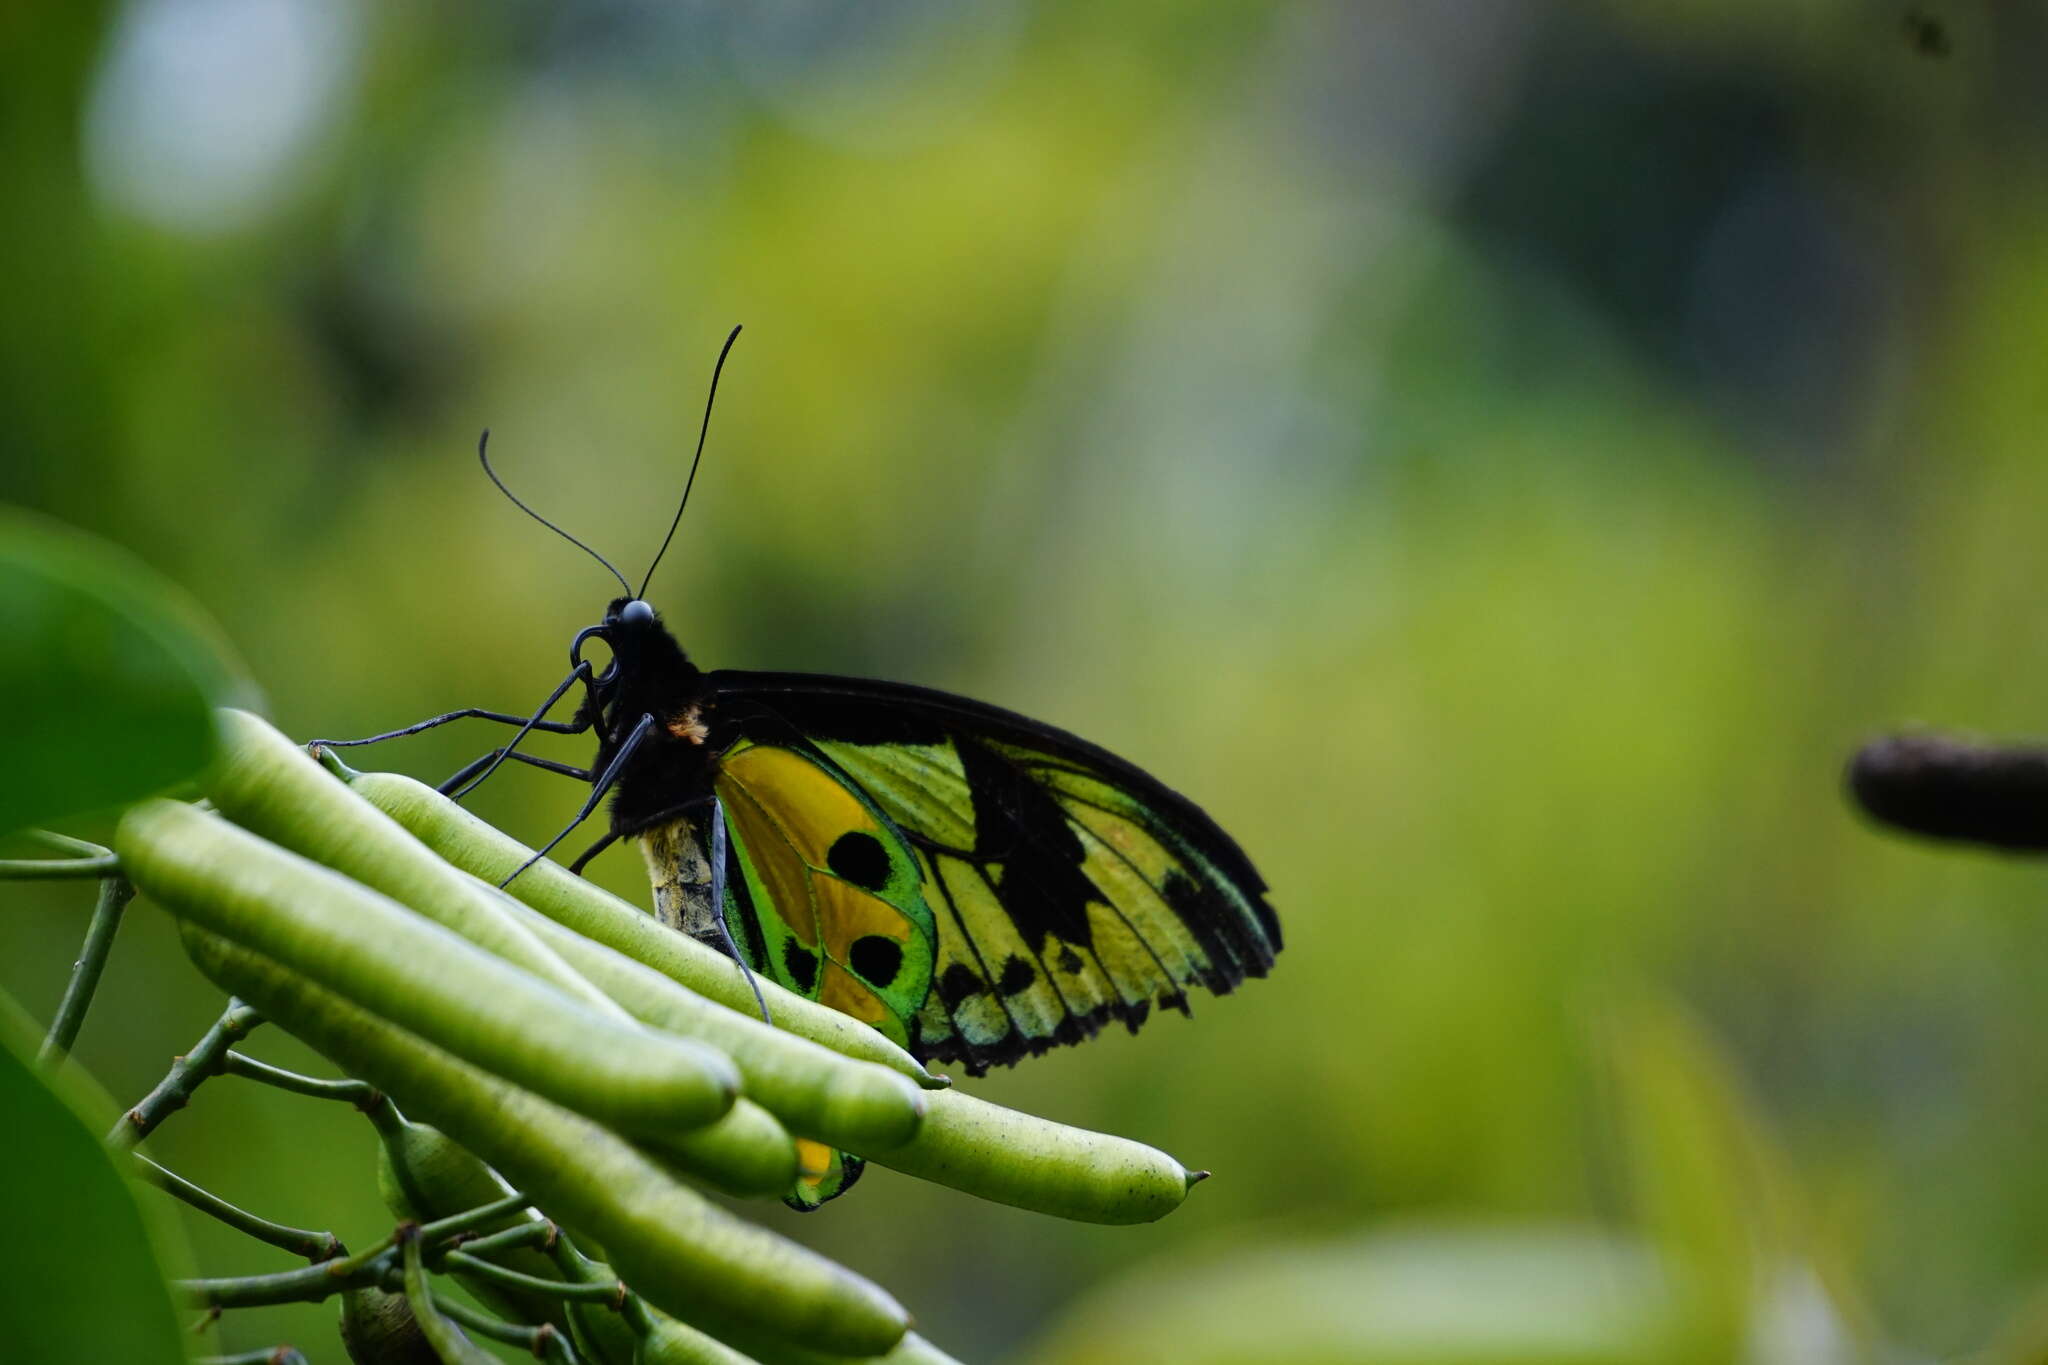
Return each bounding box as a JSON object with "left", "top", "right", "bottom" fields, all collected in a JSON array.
[
  {"left": 937, "top": 962, "right": 985, "bottom": 1007},
  {"left": 783, "top": 939, "right": 820, "bottom": 994},
  {"left": 850, "top": 935, "right": 904, "bottom": 988},
  {"left": 826, "top": 830, "right": 892, "bottom": 890},
  {"left": 1056, "top": 946, "right": 1083, "bottom": 974},
  {"left": 996, "top": 956, "right": 1037, "bottom": 997}
]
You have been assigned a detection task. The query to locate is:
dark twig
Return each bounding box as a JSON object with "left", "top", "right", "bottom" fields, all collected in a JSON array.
[
  {"left": 1848, "top": 732, "right": 2048, "bottom": 851},
  {"left": 39, "top": 874, "right": 135, "bottom": 1063},
  {"left": 133, "top": 1154, "right": 343, "bottom": 1262},
  {"left": 223, "top": 1050, "right": 380, "bottom": 1105},
  {"left": 110, "top": 1002, "right": 264, "bottom": 1149}
]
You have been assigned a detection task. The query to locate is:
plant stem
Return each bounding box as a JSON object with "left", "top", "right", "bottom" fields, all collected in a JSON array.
[
  {"left": 38, "top": 874, "right": 134, "bottom": 1064},
  {"left": 110, "top": 1001, "right": 264, "bottom": 1149},
  {"left": 417, "top": 1191, "right": 533, "bottom": 1242},
  {"left": 453, "top": 1218, "right": 556, "bottom": 1258},
  {"left": 195, "top": 1348, "right": 311, "bottom": 1365},
  {"left": 177, "top": 1245, "right": 396, "bottom": 1309},
  {"left": 222, "top": 1050, "right": 379, "bottom": 1105},
  {"left": 443, "top": 1248, "right": 625, "bottom": 1305},
  {"left": 400, "top": 1229, "right": 500, "bottom": 1365},
  {"left": 133, "top": 1154, "right": 343, "bottom": 1262},
  {"left": 395, "top": 1273, "right": 581, "bottom": 1361},
  {"left": 0, "top": 829, "right": 121, "bottom": 880}
]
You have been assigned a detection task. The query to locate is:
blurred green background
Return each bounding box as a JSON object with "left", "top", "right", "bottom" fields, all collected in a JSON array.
[{"left": 6, "top": 0, "right": 2048, "bottom": 1359}]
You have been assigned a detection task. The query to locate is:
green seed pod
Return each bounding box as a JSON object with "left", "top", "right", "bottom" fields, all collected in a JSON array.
[
  {"left": 180, "top": 926, "right": 911, "bottom": 1359},
  {"left": 372, "top": 1113, "right": 567, "bottom": 1331},
  {"left": 865, "top": 1088, "right": 1200, "bottom": 1225},
  {"left": 495, "top": 889, "right": 926, "bottom": 1151},
  {"left": 643, "top": 1096, "right": 800, "bottom": 1200},
  {"left": 120, "top": 800, "right": 738, "bottom": 1136},
  {"left": 209, "top": 708, "right": 632, "bottom": 1022},
  {"left": 338, "top": 1284, "right": 439, "bottom": 1365},
  {"left": 341, "top": 766, "right": 943, "bottom": 1090}
]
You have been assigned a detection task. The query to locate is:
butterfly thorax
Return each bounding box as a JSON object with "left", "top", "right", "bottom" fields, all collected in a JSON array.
[{"left": 580, "top": 599, "right": 720, "bottom": 839}]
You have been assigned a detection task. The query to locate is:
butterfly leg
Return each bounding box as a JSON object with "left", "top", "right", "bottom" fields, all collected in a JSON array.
[
  {"left": 439, "top": 749, "right": 592, "bottom": 796},
  {"left": 310, "top": 687, "right": 593, "bottom": 756},
  {"left": 310, "top": 707, "right": 589, "bottom": 748},
  {"left": 705, "top": 800, "right": 772, "bottom": 1025},
  {"left": 442, "top": 661, "right": 599, "bottom": 799},
  {"left": 500, "top": 713, "right": 656, "bottom": 887},
  {"left": 566, "top": 831, "right": 617, "bottom": 874}
]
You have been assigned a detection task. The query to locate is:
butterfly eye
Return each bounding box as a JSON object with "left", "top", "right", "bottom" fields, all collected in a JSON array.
[{"left": 620, "top": 599, "right": 655, "bottom": 628}]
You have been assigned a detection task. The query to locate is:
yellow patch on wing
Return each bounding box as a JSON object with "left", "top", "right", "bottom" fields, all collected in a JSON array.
[
  {"left": 795, "top": 1138, "right": 838, "bottom": 1181},
  {"left": 819, "top": 962, "right": 892, "bottom": 1026},
  {"left": 717, "top": 744, "right": 917, "bottom": 962},
  {"left": 720, "top": 744, "right": 876, "bottom": 867}
]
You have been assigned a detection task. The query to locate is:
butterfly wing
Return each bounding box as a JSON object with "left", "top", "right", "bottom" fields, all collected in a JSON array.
[
  {"left": 708, "top": 671, "right": 1280, "bottom": 1074},
  {"left": 708, "top": 737, "right": 936, "bottom": 1051}
]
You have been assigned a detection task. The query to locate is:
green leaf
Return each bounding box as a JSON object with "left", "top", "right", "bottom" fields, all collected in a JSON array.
[
  {"left": 0, "top": 988, "right": 194, "bottom": 1364},
  {"left": 0, "top": 507, "right": 248, "bottom": 835}
]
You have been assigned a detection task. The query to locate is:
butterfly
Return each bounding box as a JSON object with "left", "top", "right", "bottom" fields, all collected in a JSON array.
[{"left": 323, "top": 329, "right": 1280, "bottom": 1205}]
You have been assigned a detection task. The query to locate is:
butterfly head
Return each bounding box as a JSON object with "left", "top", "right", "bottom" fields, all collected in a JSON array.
[{"left": 588, "top": 595, "right": 673, "bottom": 676}]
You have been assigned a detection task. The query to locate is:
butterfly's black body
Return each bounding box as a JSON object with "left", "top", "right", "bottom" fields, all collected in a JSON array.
[{"left": 576, "top": 596, "right": 721, "bottom": 841}]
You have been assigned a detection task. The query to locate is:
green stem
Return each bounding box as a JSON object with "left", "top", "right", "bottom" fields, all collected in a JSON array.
[
  {"left": 222, "top": 1050, "right": 379, "bottom": 1105},
  {"left": 195, "top": 1351, "right": 311, "bottom": 1365},
  {"left": 172, "top": 1192, "right": 543, "bottom": 1310},
  {"left": 453, "top": 1219, "right": 556, "bottom": 1258},
  {"left": 133, "top": 1154, "right": 342, "bottom": 1262},
  {"left": 419, "top": 1191, "right": 533, "bottom": 1242},
  {"left": 177, "top": 1245, "right": 395, "bottom": 1309},
  {"left": 0, "top": 829, "right": 120, "bottom": 880},
  {"left": 400, "top": 1229, "right": 500, "bottom": 1365},
  {"left": 38, "top": 874, "right": 134, "bottom": 1064},
  {"left": 390, "top": 1272, "right": 581, "bottom": 1362},
  {"left": 442, "top": 1249, "right": 625, "bottom": 1305},
  {"left": 109, "top": 1001, "right": 263, "bottom": 1149}
]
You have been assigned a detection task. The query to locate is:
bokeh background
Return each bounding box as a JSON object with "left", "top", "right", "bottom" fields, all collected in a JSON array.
[{"left": 7, "top": 1, "right": 2048, "bottom": 1359}]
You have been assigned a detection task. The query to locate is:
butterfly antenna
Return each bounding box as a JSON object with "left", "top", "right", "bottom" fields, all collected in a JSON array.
[
  {"left": 477, "top": 431, "right": 632, "bottom": 597},
  {"left": 638, "top": 324, "right": 742, "bottom": 599}
]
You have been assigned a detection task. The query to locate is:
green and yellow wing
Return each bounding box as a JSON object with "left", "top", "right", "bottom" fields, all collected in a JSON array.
[
  {"left": 709, "top": 738, "right": 936, "bottom": 1051},
  {"left": 708, "top": 672, "right": 1280, "bottom": 1075}
]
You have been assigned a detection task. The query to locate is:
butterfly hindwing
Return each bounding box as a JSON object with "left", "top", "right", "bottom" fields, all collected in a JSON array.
[
  {"left": 708, "top": 672, "right": 1281, "bottom": 1074},
  {"left": 711, "top": 738, "right": 936, "bottom": 1049}
]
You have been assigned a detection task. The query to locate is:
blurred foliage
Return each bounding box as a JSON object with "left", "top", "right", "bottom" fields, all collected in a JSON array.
[
  {"left": 8, "top": 0, "right": 2048, "bottom": 1360},
  {"left": 0, "top": 509, "right": 245, "bottom": 835},
  {"left": 0, "top": 992, "right": 191, "bottom": 1364}
]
